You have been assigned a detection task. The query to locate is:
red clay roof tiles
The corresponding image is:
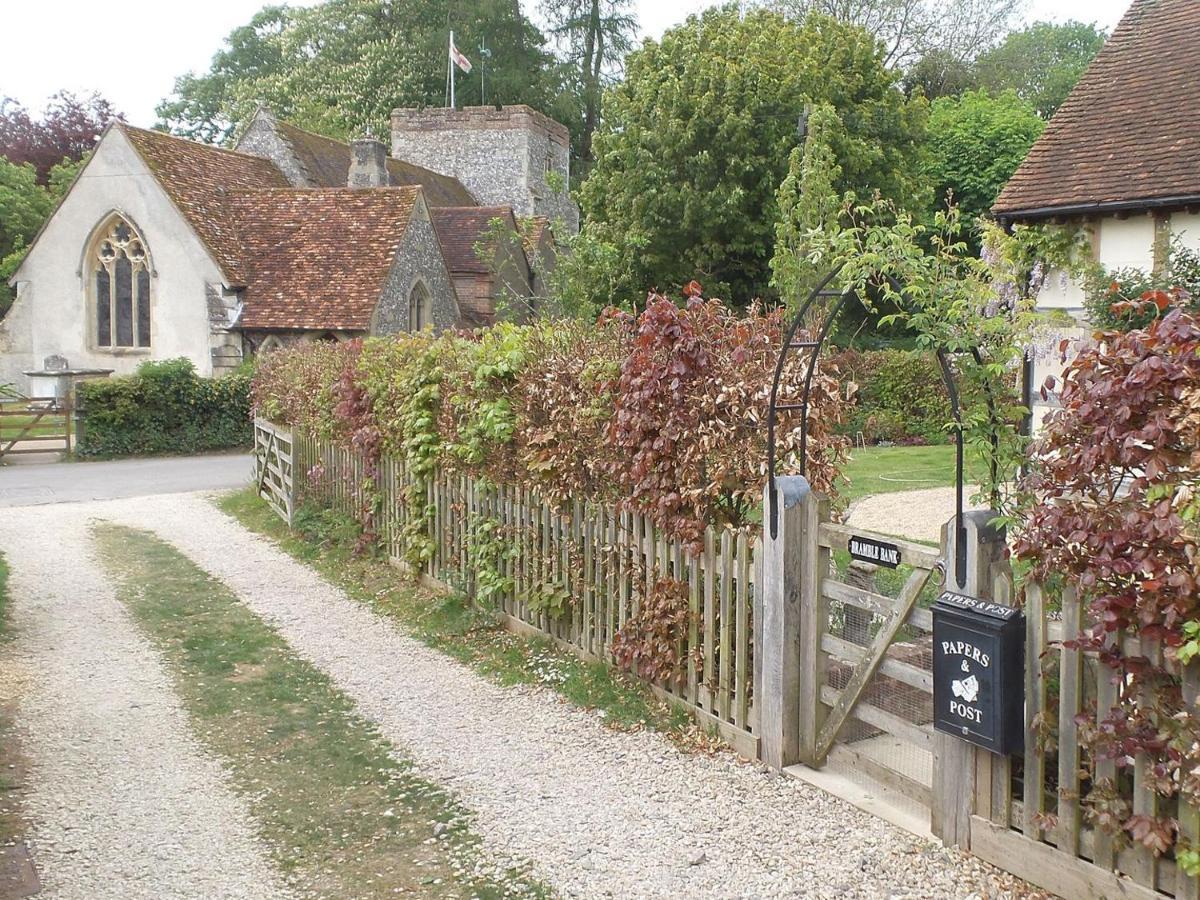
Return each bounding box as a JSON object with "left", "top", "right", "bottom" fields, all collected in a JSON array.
[
  {"left": 230, "top": 188, "right": 419, "bottom": 331},
  {"left": 993, "top": 0, "right": 1200, "bottom": 218},
  {"left": 119, "top": 124, "right": 289, "bottom": 285}
]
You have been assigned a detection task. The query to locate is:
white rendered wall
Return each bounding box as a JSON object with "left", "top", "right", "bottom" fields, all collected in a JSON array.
[{"left": 1, "top": 128, "right": 224, "bottom": 392}]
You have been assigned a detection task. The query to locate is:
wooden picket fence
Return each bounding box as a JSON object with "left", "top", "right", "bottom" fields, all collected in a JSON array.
[
  {"left": 969, "top": 581, "right": 1200, "bottom": 899},
  {"left": 284, "top": 425, "right": 759, "bottom": 757}
]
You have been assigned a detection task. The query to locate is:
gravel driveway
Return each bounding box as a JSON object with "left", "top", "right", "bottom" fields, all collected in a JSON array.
[
  {"left": 0, "top": 505, "right": 291, "bottom": 900},
  {"left": 847, "top": 486, "right": 985, "bottom": 544},
  {"left": 89, "top": 491, "right": 1020, "bottom": 899}
]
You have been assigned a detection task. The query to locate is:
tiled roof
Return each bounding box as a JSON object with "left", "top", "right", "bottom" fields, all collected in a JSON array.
[
  {"left": 431, "top": 207, "right": 521, "bottom": 326},
  {"left": 430, "top": 207, "right": 517, "bottom": 275},
  {"left": 119, "top": 124, "right": 289, "bottom": 285},
  {"left": 273, "top": 120, "right": 477, "bottom": 206},
  {"left": 231, "top": 188, "right": 419, "bottom": 331},
  {"left": 993, "top": 0, "right": 1200, "bottom": 218}
]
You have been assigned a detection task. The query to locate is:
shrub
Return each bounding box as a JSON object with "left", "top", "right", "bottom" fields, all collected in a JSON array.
[
  {"left": 832, "top": 348, "right": 953, "bottom": 445},
  {"left": 253, "top": 289, "right": 848, "bottom": 548},
  {"left": 1014, "top": 308, "right": 1200, "bottom": 858},
  {"left": 77, "top": 358, "right": 251, "bottom": 457}
]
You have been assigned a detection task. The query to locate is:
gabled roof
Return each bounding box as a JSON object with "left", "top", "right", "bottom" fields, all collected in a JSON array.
[
  {"left": 430, "top": 207, "right": 518, "bottom": 275},
  {"left": 230, "top": 187, "right": 421, "bottom": 331},
  {"left": 271, "top": 120, "right": 477, "bottom": 207},
  {"left": 993, "top": 0, "right": 1200, "bottom": 219},
  {"left": 119, "top": 124, "right": 288, "bottom": 285},
  {"left": 430, "top": 207, "right": 525, "bottom": 327}
]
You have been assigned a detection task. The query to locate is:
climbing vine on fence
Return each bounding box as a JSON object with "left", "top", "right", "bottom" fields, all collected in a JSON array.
[{"left": 251, "top": 287, "right": 848, "bottom": 551}]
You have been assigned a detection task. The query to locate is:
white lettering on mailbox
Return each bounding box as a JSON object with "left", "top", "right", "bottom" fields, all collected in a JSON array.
[{"left": 940, "top": 639, "right": 990, "bottom": 668}]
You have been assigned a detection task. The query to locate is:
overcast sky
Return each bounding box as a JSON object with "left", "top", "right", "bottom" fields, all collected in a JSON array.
[{"left": 1, "top": 0, "right": 1131, "bottom": 128}]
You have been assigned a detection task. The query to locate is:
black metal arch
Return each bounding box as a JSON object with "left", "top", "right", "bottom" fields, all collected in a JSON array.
[{"left": 765, "top": 271, "right": 1009, "bottom": 587}]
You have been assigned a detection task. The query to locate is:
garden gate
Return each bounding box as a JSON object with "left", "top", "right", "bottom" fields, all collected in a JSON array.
[
  {"left": 253, "top": 418, "right": 295, "bottom": 525},
  {"left": 0, "top": 394, "right": 73, "bottom": 460}
]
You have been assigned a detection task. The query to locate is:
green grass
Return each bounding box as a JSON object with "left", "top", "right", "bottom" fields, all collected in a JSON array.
[
  {"left": 0, "top": 553, "right": 8, "bottom": 640},
  {"left": 0, "top": 551, "right": 25, "bottom": 863},
  {"left": 94, "top": 523, "right": 549, "bottom": 899},
  {"left": 219, "top": 489, "right": 695, "bottom": 741},
  {"left": 838, "top": 443, "right": 989, "bottom": 502}
]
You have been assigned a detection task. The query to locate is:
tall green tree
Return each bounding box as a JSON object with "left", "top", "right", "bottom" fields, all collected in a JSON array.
[
  {"left": 770, "top": 104, "right": 847, "bottom": 318},
  {"left": 157, "top": 0, "right": 555, "bottom": 144},
  {"left": 765, "top": 0, "right": 1023, "bottom": 67},
  {"left": 975, "top": 21, "right": 1107, "bottom": 119},
  {"left": 579, "top": 6, "right": 929, "bottom": 303},
  {"left": 539, "top": 0, "right": 637, "bottom": 169},
  {"left": 924, "top": 89, "right": 1043, "bottom": 228},
  {"left": 0, "top": 156, "right": 82, "bottom": 318}
]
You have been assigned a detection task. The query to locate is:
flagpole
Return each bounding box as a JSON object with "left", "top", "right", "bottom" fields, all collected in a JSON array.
[{"left": 449, "top": 30, "right": 456, "bottom": 109}]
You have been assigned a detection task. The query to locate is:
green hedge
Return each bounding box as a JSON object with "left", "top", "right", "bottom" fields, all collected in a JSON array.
[
  {"left": 76, "top": 358, "right": 252, "bottom": 457},
  {"left": 831, "top": 349, "right": 952, "bottom": 445}
]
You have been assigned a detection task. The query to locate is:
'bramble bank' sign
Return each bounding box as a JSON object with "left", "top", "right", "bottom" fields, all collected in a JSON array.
[
  {"left": 847, "top": 535, "right": 901, "bottom": 569},
  {"left": 932, "top": 591, "right": 1024, "bottom": 755}
]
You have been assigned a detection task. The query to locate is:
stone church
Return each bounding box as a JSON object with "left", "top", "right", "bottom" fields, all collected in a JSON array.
[{"left": 0, "top": 105, "right": 575, "bottom": 391}]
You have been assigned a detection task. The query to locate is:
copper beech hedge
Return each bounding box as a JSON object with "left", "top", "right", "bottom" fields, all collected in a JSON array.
[
  {"left": 1015, "top": 305, "right": 1200, "bottom": 859},
  {"left": 252, "top": 288, "right": 849, "bottom": 549}
]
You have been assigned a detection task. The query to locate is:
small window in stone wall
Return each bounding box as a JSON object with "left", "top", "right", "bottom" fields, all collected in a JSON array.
[
  {"left": 91, "top": 216, "right": 151, "bottom": 349},
  {"left": 409, "top": 282, "right": 431, "bottom": 331}
]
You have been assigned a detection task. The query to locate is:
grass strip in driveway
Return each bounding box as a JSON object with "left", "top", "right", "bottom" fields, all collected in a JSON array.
[
  {"left": 93, "top": 523, "right": 547, "bottom": 900},
  {"left": 218, "top": 490, "right": 702, "bottom": 745}
]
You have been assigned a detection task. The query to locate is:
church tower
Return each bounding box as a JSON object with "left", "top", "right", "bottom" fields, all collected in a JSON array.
[{"left": 390, "top": 105, "right": 578, "bottom": 233}]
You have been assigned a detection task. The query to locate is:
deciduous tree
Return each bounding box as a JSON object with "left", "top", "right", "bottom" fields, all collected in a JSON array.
[
  {"left": 157, "top": 0, "right": 556, "bottom": 144},
  {"left": 579, "top": 7, "right": 929, "bottom": 304},
  {"left": 0, "top": 91, "right": 118, "bottom": 183},
  {"left": 975, "top": 20, "right": 1106, "bottom": 119},
  {"left": 923, "top": 89, "right": 1043, "bottom": 229}
]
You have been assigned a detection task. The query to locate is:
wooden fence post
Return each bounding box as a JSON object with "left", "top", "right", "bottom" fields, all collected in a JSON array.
[
  {"left": 757, "top": 476, "right": 816, "bottom": 770},
  {"left": 932, "top": 509, "right": 1009, "bottom": 848}
]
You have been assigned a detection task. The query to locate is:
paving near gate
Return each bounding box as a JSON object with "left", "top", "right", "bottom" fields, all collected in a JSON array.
[{"left": 0, "top": 489, "right": 1040, "bottom": 898}]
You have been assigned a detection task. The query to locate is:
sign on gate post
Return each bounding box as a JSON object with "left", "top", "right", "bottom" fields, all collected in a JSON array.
[{"left": 932, "top": 591, "right": 1024, "bottom": 755}]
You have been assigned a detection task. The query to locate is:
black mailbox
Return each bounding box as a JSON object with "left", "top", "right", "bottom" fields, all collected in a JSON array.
[{"left": 932, "top": 591, "right": 1024, "bottom": 755}]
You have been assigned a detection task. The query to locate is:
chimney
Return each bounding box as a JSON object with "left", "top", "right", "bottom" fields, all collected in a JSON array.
[{"left": 348, "top": 136, "right": 389, "bottom": 188}]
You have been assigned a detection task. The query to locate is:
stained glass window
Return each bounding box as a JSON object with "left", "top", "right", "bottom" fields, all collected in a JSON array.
[{"left": 91, "top": 217, "right": 150, "bottom": 348}]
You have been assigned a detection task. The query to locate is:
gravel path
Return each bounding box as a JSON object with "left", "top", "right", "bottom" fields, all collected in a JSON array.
[
  {"left": 847, "top": 486, "right": 985, "bottom": 543},
  {"left": 89, "top": 491, "right": 1021, "bottom": 899},
  {"left": 0, "top": 505, "right": 291, "bottom": 900}
]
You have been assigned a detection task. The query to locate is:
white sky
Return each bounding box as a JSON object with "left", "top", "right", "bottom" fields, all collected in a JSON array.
[{"left": 0, "top": 0, "right": 1132, "bottom": 128}]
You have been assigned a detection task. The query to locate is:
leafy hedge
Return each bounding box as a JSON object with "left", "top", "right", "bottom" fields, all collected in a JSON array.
[
  {"left": 830, "top": 348, "right": 953, "bottom": 445},
  {"left": 76, "top": 358, "right": 252, "bottom": 457},
  {"left": 253, "top": 289, "right": 849, "bottom": 554}
]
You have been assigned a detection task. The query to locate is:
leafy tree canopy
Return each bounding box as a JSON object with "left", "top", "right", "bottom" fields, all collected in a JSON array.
[
  {"left": 0, "top": 156, "right": 83, "bottom": 318},
  {"left": 764, "top": 0, "right": 1023, "bottom": 67},
  {"left": 579, "top": 6, "right": 930, "bottom": 304},
  {"left": 975, "top": 20, "right": 1107, "bottom": 118},
  {"left": 158, "top": 0, "right": 558, "bottom": 145},
  {"left": 924, "top": 89, "right": 1043, "bottom": 230},
  {"left": 0, "top": 91, "right": 119, "bottom": 184}
]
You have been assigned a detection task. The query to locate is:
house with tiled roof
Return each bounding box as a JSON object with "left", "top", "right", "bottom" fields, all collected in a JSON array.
[
  {"left": 0, "top": 105, "right": 573, "bottom": 390},
  {"left": 992, "top": 0, "right": 1200, "bottom": 424}
]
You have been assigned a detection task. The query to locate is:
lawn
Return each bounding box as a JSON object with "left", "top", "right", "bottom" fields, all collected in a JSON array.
[{"left": 838, "top": 443, "right": 986, "bottom": 502}]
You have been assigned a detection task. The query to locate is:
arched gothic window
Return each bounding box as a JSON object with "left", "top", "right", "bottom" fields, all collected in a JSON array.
[
  {"left": 409, "top": 282, "right": 431, "bottom": 331},
  {"left": 91, "top": 217, "right": 150, "bottom": 348}
]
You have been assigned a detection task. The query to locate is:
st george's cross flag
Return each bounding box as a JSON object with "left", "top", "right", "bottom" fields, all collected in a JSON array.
[{"left": 450, "top": 37, "right": 473, "bottom": 74}]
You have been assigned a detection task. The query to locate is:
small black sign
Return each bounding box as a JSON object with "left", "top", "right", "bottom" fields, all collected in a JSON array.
[
  {"left": 848, "top": 535, "right": 901, "bottom": 568},
  {"left": 932, "top": 591, "right": 1025, "bottom": 755}
]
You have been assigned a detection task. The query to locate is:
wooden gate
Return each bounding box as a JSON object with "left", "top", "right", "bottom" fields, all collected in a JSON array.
[
  {"left": 798, "top": 510, "right": 942, "bottom": 808},
  {"left": 253, "top": 418, "right": 295, "bottom": 524},
  {"left": 0, "top": 395, "right": 72, "bottom": 460}
]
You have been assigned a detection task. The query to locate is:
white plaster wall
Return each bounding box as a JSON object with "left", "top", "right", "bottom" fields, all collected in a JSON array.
[
  {"left": 2, "top": 127, "right": 224, "bottom": 392},
  {"left": 1097, "top": 214, "right": 1156, "bottom": 271},
  {"left": 1170, "top": 211, "right": 1200, "bottom": 253}
]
